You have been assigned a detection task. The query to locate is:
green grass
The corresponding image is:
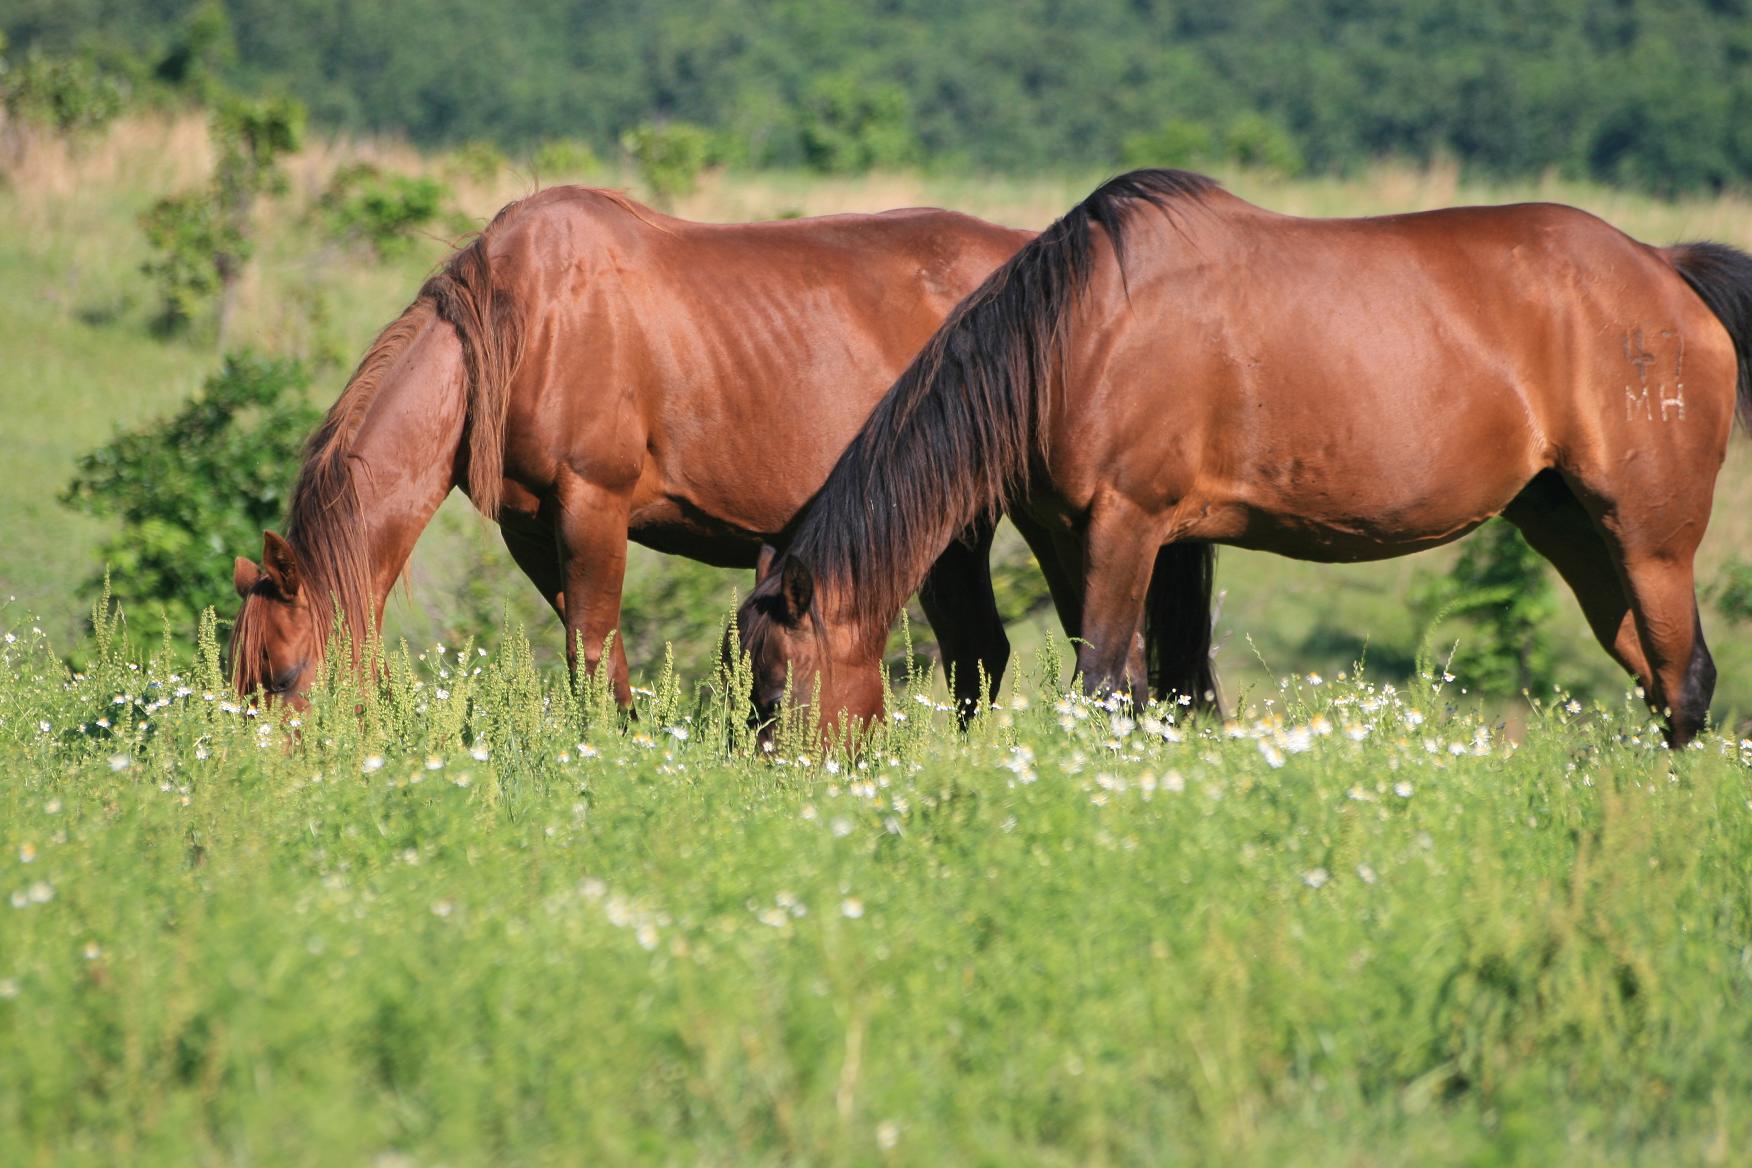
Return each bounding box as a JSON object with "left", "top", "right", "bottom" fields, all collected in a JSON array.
[{"left": 2, "top": 605, "right": 1749, "bottom": 1165}]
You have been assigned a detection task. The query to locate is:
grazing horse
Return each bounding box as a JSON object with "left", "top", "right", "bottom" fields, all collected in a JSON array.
[
  {"left": 228, "top": 187, "right": 1033, "bottom": 710},
  {"left": 737, "top": 169, "right": 1752, "bottom": 747}
]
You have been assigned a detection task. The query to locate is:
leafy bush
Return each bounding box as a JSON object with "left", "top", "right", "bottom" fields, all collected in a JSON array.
[
  {"left": 1710, "top": 560, "right": 1752, "bottom": 624},
  {"left": 445, "top": 139, "right": 506, "bottom": 184},
  {"left": 0, "top": 44, "right": 130, "bottom": 169},
  {"left": 798, "top": 73, "right": 917, "bottom": 174},
  {"left": 620, "top": 122, "right": 715, "bottom": 207},
  {"left": 1120, "top": 119, "right": 1218, "bottom": 170},
  {"left": 139, "top": 96, "right": 304, "bottom": 338},
  {"left": 138, "top": 193, "right": 240, "bottom": 335},
  {"left": 1418, "top": 519, "right": 1557, "bottom": 696},
  {"left": 62, "top": 353, "right": 319, "bottom": 636},
  {"left": 151, "top": 0, "right": 235, "bottom": 101},
  {"left": 530, "top": 138, "right": 603, "bottom": 180},
  {"left": 1223, "top": 112, "right": 1304, "bottom": 176},
  {"left": 319, "top": 163, "right": 448, "bottom": 258}
]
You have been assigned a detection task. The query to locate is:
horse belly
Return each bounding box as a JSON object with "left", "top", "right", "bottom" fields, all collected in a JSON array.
[{"left": 1176, "top": 400, "right": 1542, "bottom": 563}]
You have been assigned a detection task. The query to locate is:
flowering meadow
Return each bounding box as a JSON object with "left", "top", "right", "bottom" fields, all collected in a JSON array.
[{"left": 2, "top": 595, "right": 1750, "bottom": 1166}]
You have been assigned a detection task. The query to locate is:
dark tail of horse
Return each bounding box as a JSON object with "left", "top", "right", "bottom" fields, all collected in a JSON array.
[
  {"left": 1667, "top": 242, "right": 1752, "bottom": 431},
  {"left": 789, "top": 169, "right": 1223, "bottom": 648},
  {"left": 1146, "top": 542, "right": 1219, "bottom": 708}
]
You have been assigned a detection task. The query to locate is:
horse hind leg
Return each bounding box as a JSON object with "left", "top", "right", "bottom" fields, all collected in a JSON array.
[
  {"left": 1500, "top": 471, "right": 1650, "bottom": 680},
  {"left": 1512, "top": 470, "right": 1714, "bottom": 746},
  {"left": 1618, "top": 554, "right": 1714, "bottom": 746}
]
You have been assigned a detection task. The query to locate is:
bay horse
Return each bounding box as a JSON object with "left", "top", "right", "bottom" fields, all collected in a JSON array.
[
  {"left": 737, "top": 169, "right": 1752, "bottom": 747},
  {"left": 228, "top": 187, "right": 1033, "bottom": 712}
]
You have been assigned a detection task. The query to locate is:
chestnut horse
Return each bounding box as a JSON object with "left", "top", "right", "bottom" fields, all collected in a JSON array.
[
  {"left": 738, "top": 169, "right": 1752, "bottom": 747},
  {"left": 229, "top": 187, "right": 1033, "bottom": 710}
]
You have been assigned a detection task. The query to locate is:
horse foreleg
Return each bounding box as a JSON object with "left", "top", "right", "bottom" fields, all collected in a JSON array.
[
  {"left": 1068, "top": 494, "right": 1157, "bottom": 704},
  {"left": 917, "top": 519, "right": 1008, "bottom": 725},
  {"left": 554, "top": 471, "right": 633, "bottom": 708},
  {"left": 499, "top": 510, "right": 565, "bottom": 622},
  {"left": 1010, "top": 511, "right": 1152, "bottom": 691}
]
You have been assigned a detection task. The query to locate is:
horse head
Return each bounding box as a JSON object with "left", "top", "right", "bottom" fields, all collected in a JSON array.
[
  {"left": 733, "top": 545, "right": 884, "bottom": 749},
  {"left": 229, "top": 531, "right": 323, "bottom": 709}
]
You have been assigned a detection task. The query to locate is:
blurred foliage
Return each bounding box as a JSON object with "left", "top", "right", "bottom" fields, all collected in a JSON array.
[
  {"left": 61, "top": 353, "right": 321, "bottom": 639},
  {"left": 529, "top": 137, "right": 603, "bottom": 180},
  {"left": 151, "top": 0, "right": 235, "bottom": 100},
  {"left": 1122, "top": 112, "right": 1303, "bottom": 175},
  {"left": 1709, "top": 560, "right": 1752, "bottom": 625},
  {"left": 138, "top": 193, "right": 241, "bottom": 335},
  {"left": 620, "top": 121, "right": 715, "bottom": 207},
  {"left": 318, "top": 162, "right": 448, "bottom": 259},
  {"left": 1417, "top": 519, "right": 1559, "bottom": 697},
  {"left": 444, "top": 139, "right": 506, "bottom": 184},
  {"left": 0, "top": 45, "right": 129, "bottom": 137},
  {"left": 798, "top": 72, "right": 917, "bottom": 174},
  {"left": 139, "top": 95, "right": 303, "bottom": 336},
  {"left": 8, "top": 0, "right": 1752, "bottom": 191},
  {"left": 1121, "top": 117, "right": 1218, "bottom": 171}
]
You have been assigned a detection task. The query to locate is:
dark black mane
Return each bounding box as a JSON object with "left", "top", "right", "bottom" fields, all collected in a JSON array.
[{"left": 784, "top": 168, "right": 1219, "bottom": 645}]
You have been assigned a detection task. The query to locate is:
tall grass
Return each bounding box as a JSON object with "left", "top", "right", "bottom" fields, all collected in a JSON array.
[{"left": 1, "top": 595, "right": 1749, "bottom": 1164}]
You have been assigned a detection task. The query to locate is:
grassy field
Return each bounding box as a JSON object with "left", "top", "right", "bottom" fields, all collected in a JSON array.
[
  {"left": 3, "top": 117, "right": 1752, "bottom": 1164},
  {"left": 2, "top": 602, "right": 1750, "bottom": 1164}
]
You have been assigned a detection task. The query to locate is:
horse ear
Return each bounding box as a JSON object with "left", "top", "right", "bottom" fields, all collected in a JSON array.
[
  {"left": 233, "top": 557, "right": 263, "bottom": 598},
  {"left": 261, "top": 531, "right": 300, "bottom": 598},
  {"left": 755, "top": 544, "right": 778, "bottom": 584},
  {"left": 779, "top": 556, "right": 814, "bottom": 623}
]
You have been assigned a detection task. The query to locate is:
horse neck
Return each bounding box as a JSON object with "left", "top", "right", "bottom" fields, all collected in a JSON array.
[{"left": 296, "top": 312, "right": 472, "bottom": 634}]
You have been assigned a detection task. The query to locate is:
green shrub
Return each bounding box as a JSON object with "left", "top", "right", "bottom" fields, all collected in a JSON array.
[
  {"left": 151, "top": 0, "right": 236, "bottom": 101},
  {"left": 1223, "top": 112, "right": 1304, "bottom": 176},
  {"left": 1120, "top": 118, "right": 1218, "bottom": 170},
  {"left": 798, "top": 73, "right": 918, "bottom": 174},
  {"left": 62, "top": 353, "right": 319, "bottom": 637},
  {"left": 446, "top": 139, "right": 507, "bottom": 184},
  {"left": 1418, "top": 519, "right": 1558, "bottom": 696},
  {"left": 0, "top": 46, "right": 130, "bottom": 161},
  {"left": 1710, "top": 559, "right": 1752, "bottom": 624},
  {"left": 138, "top": 193, "right": 240, "bottom": 335},
  {"left": 139, "top": 96, "right": 304, "bottom": 339},
  {"left": 620, "top": 122, "right": 715, "bottom": 207},
  {"left": 319, "top": 163, "right": 448, "bottom": 259},
  {"left": 529, "top": 138, "right": 604, "bottom": 180}
]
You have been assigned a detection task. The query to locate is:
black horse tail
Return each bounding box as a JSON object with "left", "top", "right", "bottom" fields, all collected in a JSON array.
[
  {"left": 1667, "top": 241, "right": 1752, "bottom": 432},
  {"left": 1146, "top": 542, "right": 1219, "bottom": 709}
]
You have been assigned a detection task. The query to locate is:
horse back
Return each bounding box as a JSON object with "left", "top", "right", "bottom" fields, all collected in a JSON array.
[
  {"left": 470, "top": 187, "right": 1034, "bottom": 539},
  {"left": 1057, "top": 196, "right": 1737, "bottom": 550}
]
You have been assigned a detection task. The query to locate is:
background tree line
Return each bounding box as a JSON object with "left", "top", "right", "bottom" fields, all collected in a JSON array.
[{"left": 5, "top": 0, "right": 1751, "bottom": 191}]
